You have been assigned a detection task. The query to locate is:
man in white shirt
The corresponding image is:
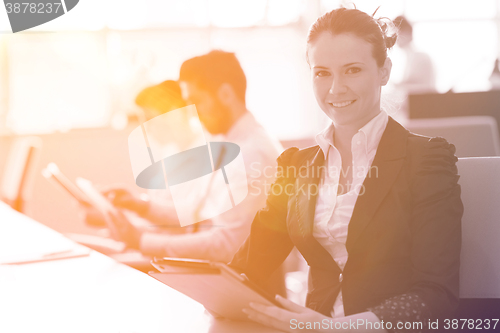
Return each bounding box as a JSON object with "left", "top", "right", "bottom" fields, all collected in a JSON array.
[{"left": 101, "top": 51, "right": 283, "bottom": 263}]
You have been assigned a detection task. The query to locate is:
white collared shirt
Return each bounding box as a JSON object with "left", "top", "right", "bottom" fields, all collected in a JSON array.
[{"left": 313, "top": 111, "right": 389, "bottom": 318}]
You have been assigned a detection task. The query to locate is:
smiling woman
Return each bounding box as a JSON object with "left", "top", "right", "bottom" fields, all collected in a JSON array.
[
  {"left": 229, "top": 6, "right": 463, "bottom": 333},
  {"left": 308, "top": 33, "right": 392, "bottom": 128},
  {"left": 307, "top": 7, "right": 396, "bottom": 130}
]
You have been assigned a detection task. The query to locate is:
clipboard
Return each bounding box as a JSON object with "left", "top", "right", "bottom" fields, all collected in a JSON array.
[{"left": 149, "top": 258, "right": 282, "bottom": 321}]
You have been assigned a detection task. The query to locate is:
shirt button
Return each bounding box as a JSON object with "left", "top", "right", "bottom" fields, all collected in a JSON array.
[{"left": 339, "top": 273, "right": 343, "bottom": 282}]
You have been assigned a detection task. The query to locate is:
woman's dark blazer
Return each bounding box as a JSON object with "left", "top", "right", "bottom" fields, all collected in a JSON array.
[{"left": 230, "top": 116, "right": 463, "bottom": 323}]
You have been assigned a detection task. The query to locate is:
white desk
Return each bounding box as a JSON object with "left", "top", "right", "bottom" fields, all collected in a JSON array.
[{"left": 0, "top": 202, "right": 281, "bottom": 333}]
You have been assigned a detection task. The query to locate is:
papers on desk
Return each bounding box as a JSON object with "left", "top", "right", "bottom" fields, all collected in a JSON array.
[
  {"left": 0, "top": 201, "right": 90, "bottom": 265},
  {"left": 0, "top": 246, "right": 90, "bottom": 265}
]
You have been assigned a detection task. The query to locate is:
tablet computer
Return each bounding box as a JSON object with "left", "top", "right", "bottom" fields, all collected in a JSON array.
[
  {"left": 42, "top": 163, "right": 152, "bottom": 235},
  {"left": 42, "top": 163, "right": 118, "bottom": 216},
  {"left": 42, "top": 163, "right": 92, "bottom": 206},
  {"left": 149, "top": 257, "right": 282, "bottom": 321},
  {"left": 42, "top": 163, "right": 121, "bottom": 235}
]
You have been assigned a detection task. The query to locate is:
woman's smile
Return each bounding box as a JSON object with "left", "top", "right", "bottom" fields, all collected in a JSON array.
[{"left": 330, "top": 99, "right": 357, "bottom": 108}]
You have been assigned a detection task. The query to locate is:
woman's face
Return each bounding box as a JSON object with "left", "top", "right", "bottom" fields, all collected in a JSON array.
[{"left": 308, "top": 32, "right": 391, "bottom": 127}]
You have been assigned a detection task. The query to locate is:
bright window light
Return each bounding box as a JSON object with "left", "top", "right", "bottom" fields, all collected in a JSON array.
[
  {"left": 337, "top": 0, "right": 405, "bottom": 18},
  {"left": 106, "top": 0, "right": 210, "bottom": 29},
  {"left": 208, "top": 0, "right": 267, "bottom": 27},
  {"left": 405, "top": 0, "right": 497, "bottom": 21},
  {"left": 267, "top": 0, "right": 304, "bottom": 26},
  {"left": 2, "top": 0, "right": 500, "bottom": 136},
  {"left": 7, "top": 33, "right": 110, "bottom": 134},
  {"left": 414, "top": 21, "right": 498, "bottom": 92},
  {"left": 25, "top": 0, "right": 106, "bottom": 31}
]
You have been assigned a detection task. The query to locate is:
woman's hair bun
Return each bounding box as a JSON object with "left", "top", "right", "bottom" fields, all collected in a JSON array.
[
  {"left": 384, "top": 34, "right": 398, "bottom": 49},
  {"left": 375, "top": 17, "right": 398, "bottom": 50}
]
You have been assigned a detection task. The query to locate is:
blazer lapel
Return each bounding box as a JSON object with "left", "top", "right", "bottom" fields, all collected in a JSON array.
[
  {"left": 292, "top": 147, "right": 338, "bottom": 268},
  {"left": 295, "top": 148, "right": 323, "bottom": 237},
  {"left": 345, "top": 117, "right": 409, "bottom": 253}
]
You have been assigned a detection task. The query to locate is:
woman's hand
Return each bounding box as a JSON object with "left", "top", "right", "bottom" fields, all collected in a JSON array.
[
  {"left": 243, "top": 297, "right": 387, "bottom": 333},
  {"left": 243, "top": 295, "right": 329, "bottom": 332}
]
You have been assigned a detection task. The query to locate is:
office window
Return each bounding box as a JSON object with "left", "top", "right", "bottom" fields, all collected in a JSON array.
[
  {"left": 402, "top": 0, "right": 498, "bottom": 92},
  {"left": 210, "top": 27, "right": 320, "bottom": 139},
  {"left": 266, "top": 0, "right": 304, "bottom": 26},
  {"left": 7, "top": 33, "right": 110, "bottom": 134},
  {"left": 414, "top": 21, "right": 497, "bottom": 92},
  {"left": 31, "top": 0, "right": 303, "bottom": 30},
  {"left": 2, "top": 0, "right": 500, "bottom": 136},
  {"left": 405, "top": 0, "right": 497, "bottom": 21},
  {"left": 105, "top": 0, "right": 211, "bottom": 29},
  {"left": 107, "top": 30, "right": 211, "bottom": 118}
]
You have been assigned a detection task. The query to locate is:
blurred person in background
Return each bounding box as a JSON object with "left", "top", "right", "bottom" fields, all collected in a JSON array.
[
  {"left": 392, "top": 15, "right": 436, "bottom": 94},
  {"left": 84, "top": 80, "right": 193, "bottom": 229},
  {"left": 387, "top": 15, "right": 436, "bottom": 124},
  {"left": 229, "top": 7, "right": 462, "bottom": 332},
  {"left": 135, "top": 79, "right": 197, "bottom": 154},
  {"left": 136, "top": 79, "right": 187, "bottom": 121},
  {"left": 85, "top": 51, "right": 284, "bottom": 266}
]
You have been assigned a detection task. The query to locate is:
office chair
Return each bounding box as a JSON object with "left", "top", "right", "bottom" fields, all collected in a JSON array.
[
  {"left": 456, "top": 157, "right": 500, "bottom": 319},
  {"left": 407, "top": 116, "right": 500, "bottom": 157}
]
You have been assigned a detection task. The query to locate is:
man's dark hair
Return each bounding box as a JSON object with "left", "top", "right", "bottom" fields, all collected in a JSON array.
[{"left": 179, "top": 50, "right": 247, "bottom": 103}]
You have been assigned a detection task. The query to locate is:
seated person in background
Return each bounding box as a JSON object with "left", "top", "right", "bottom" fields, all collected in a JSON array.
[
  {"left": 392, "top": 15, "right": 436, "bottom": 94},
  {"left": 85, "top": 80, "right": 194, "bottom": 229},
  {"left": 229, "top": 7, "right": 462, "bottom": 332},
  {"left": 386, "top": 15, "right": 436, "bottom": 125},
  {"left": 106, "top": 79, "right": 203, "bottom": 226},
  {"left": 85, "top": 51, "right": 283, "bottom": 264}
]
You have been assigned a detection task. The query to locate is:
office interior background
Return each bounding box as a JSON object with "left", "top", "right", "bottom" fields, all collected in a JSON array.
[{"left": 0, "top": 0, "right": 499, "bottom": 234}]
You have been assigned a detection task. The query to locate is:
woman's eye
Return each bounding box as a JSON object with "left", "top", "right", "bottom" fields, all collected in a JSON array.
[
  {"left": 315, "top": 71, "right": 330, "bottom": 77},
  {"left": 346, "top": 67, "right": 361, "bottom": 74}
]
